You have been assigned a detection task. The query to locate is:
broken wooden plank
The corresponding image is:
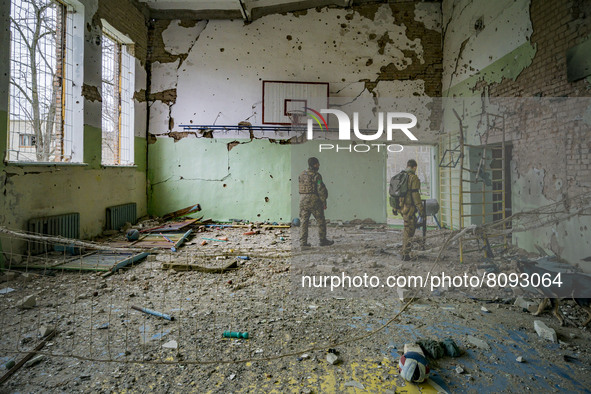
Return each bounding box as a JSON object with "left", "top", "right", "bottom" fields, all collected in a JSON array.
[
  {"left": 140, "top": 219, "right": 198, "bottom": 233},
  {"left": 162, "top": 204, "right": 201, "bottom": 221},
  {"left": 162, "top": 260, "right": 238, "bottom": 273},
  {"left": 112, "top": 231, "right": 192, "bottom": 249}
]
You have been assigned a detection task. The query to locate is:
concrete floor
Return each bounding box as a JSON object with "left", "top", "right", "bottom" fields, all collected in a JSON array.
[{"left": 1, "top": 224, "right": 590, "bottom": 392}]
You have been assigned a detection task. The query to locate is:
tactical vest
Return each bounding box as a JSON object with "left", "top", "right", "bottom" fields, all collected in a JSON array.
[{"left": 299, "top": 170, "right": 316, "bottom": 194}]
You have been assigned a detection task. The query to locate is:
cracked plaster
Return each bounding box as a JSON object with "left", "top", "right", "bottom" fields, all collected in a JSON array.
[
  {"left": 442, "top": 0, "right": 533, "bottom": 93},
  {"left": 148, "top": 4, "right": 432, "bottom": 132}
]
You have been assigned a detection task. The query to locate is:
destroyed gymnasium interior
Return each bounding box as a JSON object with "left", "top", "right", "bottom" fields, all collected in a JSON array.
[{"left": 1, "top": 0, "right": 591, "bottom": 392}]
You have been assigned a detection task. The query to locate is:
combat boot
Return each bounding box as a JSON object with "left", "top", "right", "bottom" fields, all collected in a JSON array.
[{"left": 319, "top": 239, "right": 334, "bottom": 246}]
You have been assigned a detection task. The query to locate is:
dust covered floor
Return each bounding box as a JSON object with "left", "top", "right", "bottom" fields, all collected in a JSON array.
[{"left": 1, "top": 225, "right": 591, "bottom": 393}]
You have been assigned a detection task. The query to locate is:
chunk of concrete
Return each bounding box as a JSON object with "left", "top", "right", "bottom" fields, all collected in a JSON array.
[
  {"left": 516, "top": 356, "right": 524, "bottom": 363},
  {"left": 326, "top": 353, "right": 340, "bottom": 365},
  {"left": 16, "top": 295, "right": 36, "bottom": 309},
  {"left": 24, "top": 355, "right": 45, "bottom": 368},
  {"left": 514, "top": 297, "right": 538, "bottom": 313},
  {"left": 39, "top": 326, "right": 55, "bottom": 338},
  {"left": 397, "top": 287, "right": 408, "bottom": 302},
  {"left": 534, "top": 320, "right": 557, "bottom": 342},
  {"left": 467, "top": 335, "right": 490, "bottom": 350},
  {"left": 162, "top": 340, "right": 178, "bottom": 349}
]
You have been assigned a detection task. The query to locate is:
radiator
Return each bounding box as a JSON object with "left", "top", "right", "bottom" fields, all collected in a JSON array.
[
  {"left": 28, "top": 213, "right": 80, "bottom": 255},
  {"left": 106, "top": 203, "right": 137, "bottom": 230}
]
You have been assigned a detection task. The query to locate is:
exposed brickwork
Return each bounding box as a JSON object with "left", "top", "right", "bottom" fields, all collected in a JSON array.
[
  {"left": 490, "top": 0, "right": 591, "bottom": 98},
  {"left": 487, "top": 0, "right": 591, "bottom": 199},
  {"left": 148, "top": 20, "right": 186, "bottom": 65},
  {"left": 93, "top": 0, "right": 150, "bottom": 63},
  {"left": 359, "top": 3, "right": 443, "bottom": 97}
]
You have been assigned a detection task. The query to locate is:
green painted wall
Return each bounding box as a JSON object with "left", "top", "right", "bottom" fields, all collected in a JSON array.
[
  {"left": 147, "top": 137, "right": 388, "bottom": 223},
  {"left": 135, "top": 136, "right": 147, "bottom": 173},
  {"left": 148, "top": 138, "right": 292, "bottom": 222},
  {"left": 290, "top": 140, "right": 387, "bottom": 223},
  {"left": 84, "top": 125, "right": 103, "bottom": 169}
]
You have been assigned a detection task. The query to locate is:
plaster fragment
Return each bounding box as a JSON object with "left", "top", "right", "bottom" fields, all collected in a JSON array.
[{"left": 81, "top": 84, "right": 102, "bottom": 102}]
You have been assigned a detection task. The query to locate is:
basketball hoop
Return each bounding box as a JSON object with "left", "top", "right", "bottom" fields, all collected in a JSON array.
[{"left": 286, "top": 110, "right": 306, "bottom": 126}]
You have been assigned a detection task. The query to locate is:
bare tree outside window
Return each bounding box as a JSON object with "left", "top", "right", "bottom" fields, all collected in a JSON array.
[
  {"left": 101, "top": 24, "right": 135, "bottom": 166},
  {"left": 8, "top": 0, "right": 68, "bottom": 162},
  {"left": 102, "top": 33, "right": 121, "bottom": 165}
]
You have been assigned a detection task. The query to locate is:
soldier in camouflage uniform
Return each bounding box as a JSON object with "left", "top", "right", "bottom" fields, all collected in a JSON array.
[
  {"left": 400, "top": 159, "right": 425, "bottom": 261},
  {"left": 299, "top": 157, "right": 334, "bottom": 247}
]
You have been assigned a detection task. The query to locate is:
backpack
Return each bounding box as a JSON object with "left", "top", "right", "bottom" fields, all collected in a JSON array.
[{"left": 389, "top": 170, "right": 409, "bottom": 210}]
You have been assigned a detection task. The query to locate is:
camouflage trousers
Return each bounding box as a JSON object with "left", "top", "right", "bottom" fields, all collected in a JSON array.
[
  {"left": 299, "top": 194, "right": 326, "bottom": 245},
  {"left": 402, "top": 209, "right": 424, "bottom": 256}
]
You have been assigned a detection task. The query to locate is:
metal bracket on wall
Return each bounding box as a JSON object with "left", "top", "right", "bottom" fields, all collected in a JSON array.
[{"left": 439, "top": 145, "right": 462, "bottom": 168}]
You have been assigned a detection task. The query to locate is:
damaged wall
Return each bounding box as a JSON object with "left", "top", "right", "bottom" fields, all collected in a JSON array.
[
  {"left": 147, "top": 2, "right": 442, "bottom": 222},
  {"left": 0, "top": 0, "right": 150, "bottom": 248},
  {"left": 441, "top": 0, "right": 591, "bottom": 270},
  {"left": 148, "top": 138, "right": 291, "bottom": 221}
]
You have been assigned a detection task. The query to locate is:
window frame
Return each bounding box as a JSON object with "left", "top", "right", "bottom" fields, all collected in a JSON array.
[
  {"left": 6, "top": 0, "right": 84, "bottom": 165},
  {"left": 100, "top": 21, "right": 135, "bottom": 167}
]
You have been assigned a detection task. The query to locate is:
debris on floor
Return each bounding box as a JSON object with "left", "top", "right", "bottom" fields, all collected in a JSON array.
[{"left": 1, "top": 224, "right": 590, "bottom": 392}]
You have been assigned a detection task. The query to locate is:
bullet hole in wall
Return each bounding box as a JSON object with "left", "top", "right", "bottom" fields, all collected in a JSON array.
[{"left": 265, "top": 197, "right": 269, "bottom": 202}]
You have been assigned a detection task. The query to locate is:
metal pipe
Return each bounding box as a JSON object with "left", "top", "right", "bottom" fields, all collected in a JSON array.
[{"left": 131, "top": 305, "right": 174, "bottom": 321}]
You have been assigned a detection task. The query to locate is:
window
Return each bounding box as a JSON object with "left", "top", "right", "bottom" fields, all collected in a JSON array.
[
  {"left": 101, "top": 23, "right": 134, "bottom": 166},
  {"left": 8, "top": 0, "right": 83, "bottom": 163},
  {"left": 19, "top": 134, "right": 37, "bottom": 148}
]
